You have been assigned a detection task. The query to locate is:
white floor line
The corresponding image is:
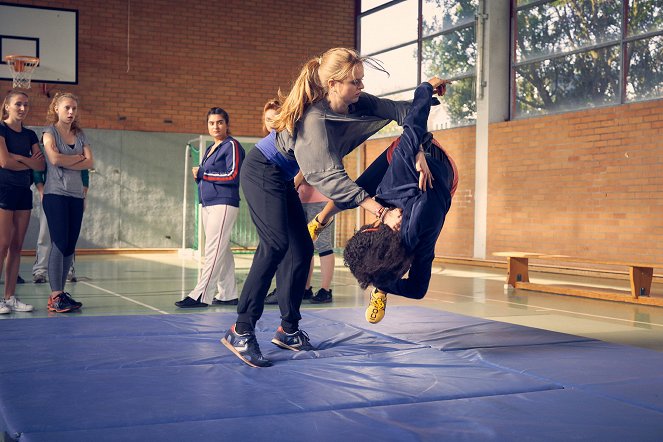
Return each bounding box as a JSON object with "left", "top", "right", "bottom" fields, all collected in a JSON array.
[
  {"left": 429, "top": 288, "right": 663, "bottom": 328},
  {"left": 81, "top": 281, "right": 169, "bottom": 315},
  {"left": 421, "top": 296, "right": 456, "bottom": 304}
]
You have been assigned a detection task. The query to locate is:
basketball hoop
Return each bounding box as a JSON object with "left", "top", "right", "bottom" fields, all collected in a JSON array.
[{"left": 4, "top": 55, "right": 40, "bottom": 89}]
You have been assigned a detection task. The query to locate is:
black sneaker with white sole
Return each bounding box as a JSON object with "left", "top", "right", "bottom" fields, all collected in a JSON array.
[
  {"left": 310, "top": 288, "right": 332, "bottom": 304},
  {"left": 271, "top": 326, "right": 314, "bottom": 351},
  {"left": 221, "top": 324, "right": 272, "bottom": 368},
  {"left": 175, "top": 296, "right": 208, "bottom": 308}
]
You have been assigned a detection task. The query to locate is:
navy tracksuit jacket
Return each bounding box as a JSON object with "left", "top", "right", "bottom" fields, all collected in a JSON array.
[{"left": 375, "top": 82, "right": 455, "bottom": 299}]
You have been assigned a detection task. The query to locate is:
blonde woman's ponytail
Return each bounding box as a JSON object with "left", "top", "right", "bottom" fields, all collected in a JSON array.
[
  {"left": 273, "top": 58, "right": 326, "bottom": 134},
  {"left": 272, "top": 47, "right": 387, "bottom": 135}
]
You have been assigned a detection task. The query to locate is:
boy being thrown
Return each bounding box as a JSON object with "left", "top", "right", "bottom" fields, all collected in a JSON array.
[{"left": 343, "top": 77, "right": 458, "bottom": 323}]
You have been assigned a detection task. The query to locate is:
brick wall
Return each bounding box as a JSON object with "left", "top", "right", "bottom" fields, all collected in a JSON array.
[
  {"left": 338, "top": 98, "right": 663, "bottom": 266},
  {"left": 3, "top": 0, "right": 355, "bottom": 136},
  {"left": 5, "top": 0, "right": 357, "bottom": 250},
  {"left": 488, "top": 98, "right": 663, "bottom": 265}
]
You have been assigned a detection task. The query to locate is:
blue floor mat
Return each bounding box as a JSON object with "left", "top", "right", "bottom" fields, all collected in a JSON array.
[
  {"left": 1, "top": 307, "right": 662, "bottom": 441},
  {"left": 19, "top": 390, "right": 663, "bottom": 442}
]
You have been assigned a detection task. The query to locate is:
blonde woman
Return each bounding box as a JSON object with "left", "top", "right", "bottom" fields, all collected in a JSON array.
[
  {"left": 0, "top": 90, "right": 45, "bottom": 314},
  {"left": 42, "top": 93, "right": 93, "bottom": 313},
  {"left": 222, "top": 48, "right": 410, "bottom": 368}
]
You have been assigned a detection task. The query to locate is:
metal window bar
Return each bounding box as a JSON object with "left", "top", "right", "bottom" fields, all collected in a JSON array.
[{"left": 358, "top": 0, "right": 478, "bottom": 99}]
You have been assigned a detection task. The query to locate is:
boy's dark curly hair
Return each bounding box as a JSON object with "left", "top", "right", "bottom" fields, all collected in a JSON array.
[{"left": 343, "top": 223, "right": 414, "bottom": 289}]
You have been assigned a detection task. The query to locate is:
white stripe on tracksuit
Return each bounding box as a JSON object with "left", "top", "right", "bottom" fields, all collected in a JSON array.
[
  {"left": 202, "top": 138, "right": 239, "bottom": 181},
  {"left": 188, "top": 204, "right": 239, "bottom": 304}
]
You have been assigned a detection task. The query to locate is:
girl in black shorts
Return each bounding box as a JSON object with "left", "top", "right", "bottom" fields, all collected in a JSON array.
[{"left": 0, "top": 90, "right": 46, "bottom": 314}]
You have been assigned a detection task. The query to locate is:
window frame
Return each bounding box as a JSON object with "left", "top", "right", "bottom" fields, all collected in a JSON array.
[
  {"left": 511, "top": 0, "right": 663, "bottom": 119},
  {"left": 357, "top": 0, "right": 479, "bottom": 129}
]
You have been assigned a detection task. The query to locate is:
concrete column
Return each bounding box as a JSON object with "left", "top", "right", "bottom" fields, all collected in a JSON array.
[{"left": 473, "top": 0, "right": 510, "bottom": 258}]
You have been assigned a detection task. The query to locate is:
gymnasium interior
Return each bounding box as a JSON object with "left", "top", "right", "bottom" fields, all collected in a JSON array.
[{"left": 1, "top": 1, "right": 662, "bottom": 440}]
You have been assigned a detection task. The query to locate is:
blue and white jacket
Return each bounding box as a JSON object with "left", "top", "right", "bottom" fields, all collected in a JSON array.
[{"left": 196, "top": 136, "right": 245, "bottom": 207}]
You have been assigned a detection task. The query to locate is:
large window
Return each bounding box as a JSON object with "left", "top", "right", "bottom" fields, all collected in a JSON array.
[
  {"left": 513, "top": 0, "right": 663, "bottom": 118},
  {"left": 358, "top": 0, "right": 479, "bottom": 132}
]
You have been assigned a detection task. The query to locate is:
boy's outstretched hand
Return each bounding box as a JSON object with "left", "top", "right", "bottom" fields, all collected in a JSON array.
[{"left": 427, "top": 76, "right": 452, "bottom": 97}]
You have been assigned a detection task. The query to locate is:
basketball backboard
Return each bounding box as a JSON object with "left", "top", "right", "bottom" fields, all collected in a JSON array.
[{"left": 0, "top": 2, "right": 78, "bottom": 84}]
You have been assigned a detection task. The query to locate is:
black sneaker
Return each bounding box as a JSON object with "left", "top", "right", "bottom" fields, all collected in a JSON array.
[
  {"left": 266, "top": 287, "right": 312, "bottom": 304},
  {"left": 212, "top": 298, "right": 238, "bottom": 305},
  {"left": 221, "top": 325, "right": 272, "bottom": 368},
  {"left": 60, "top": 292, "right": 82, "bottom": 309},
  {"left": 264, "top": 289, "right": 278, "bottom": 305},
  {"left": 48, "top": 293, "right": 79, "bottom": 313},
  {"left": 310, "top": 288, "right": 332, "bottom": 304},
  {"left": 16, "top": 275, "right": 25, "bottom": 284},
  {"left": 271, "top": 326, "right": 314, "bottom": 351},
  {"left": 175, "top": 296, "right": 208, "bottom": 308}
]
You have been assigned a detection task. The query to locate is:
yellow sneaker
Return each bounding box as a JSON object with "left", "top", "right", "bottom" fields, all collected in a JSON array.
[
  {"left": 365, "top": 288, "right": 387, "bottom": 324},
  {"left": 307, "top": 215, "right": 333, "bottom": 242}
]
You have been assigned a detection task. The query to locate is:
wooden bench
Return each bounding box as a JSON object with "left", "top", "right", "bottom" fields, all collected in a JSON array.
[{"left": 493, "top": 252, "right": 663, "bottom": 307}]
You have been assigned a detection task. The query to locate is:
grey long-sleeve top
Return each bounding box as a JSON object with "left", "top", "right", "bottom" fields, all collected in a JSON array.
[{"left": 275, "top": 92, "right": 410, "bottom": 210}]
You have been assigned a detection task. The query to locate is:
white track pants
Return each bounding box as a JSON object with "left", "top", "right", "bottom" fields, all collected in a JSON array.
[{"left": 188, "top": 204, "right": 239, "bottom": 304}]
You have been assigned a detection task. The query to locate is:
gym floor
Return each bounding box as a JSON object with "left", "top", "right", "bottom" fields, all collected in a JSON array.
[{"left": 3, "top": 252, "right": 663, "bottom": 353}]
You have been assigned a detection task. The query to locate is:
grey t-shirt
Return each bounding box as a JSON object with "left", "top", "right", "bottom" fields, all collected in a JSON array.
[
  {"left": 276, "top": 92, "right": 410, "bottom": 211},
  {"left": 43, "top": 125, "right": 89, "bottom": 199}
]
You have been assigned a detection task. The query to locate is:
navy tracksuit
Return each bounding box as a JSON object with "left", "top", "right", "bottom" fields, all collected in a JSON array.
[{"left": 359, "top": 82, "right": 456, "bottom": 299}]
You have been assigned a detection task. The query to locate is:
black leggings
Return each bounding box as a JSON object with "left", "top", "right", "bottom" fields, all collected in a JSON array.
[
  {"left": 42, "top": 194, "right": 84, "bottom": 292},
  {"left": 236, "top": 149, "right": 313, "bottom": 333}
]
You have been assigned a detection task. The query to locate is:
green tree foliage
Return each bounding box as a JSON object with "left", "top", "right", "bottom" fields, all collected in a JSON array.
[
  {"left": 421, "top": 0, "right": 477, "bottom": 124},
  {"left": 420, "top": 0, "right": 661, "bottom": 120},
  {"left": 514, "top": 0, "right": 661, "bottom": 116},
  {"left": 626, "top": 1, "right": 663, "bottom": 101}
]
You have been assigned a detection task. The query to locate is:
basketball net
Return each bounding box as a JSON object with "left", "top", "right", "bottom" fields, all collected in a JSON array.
[{"left": 4, "top": 55, "right": 40, "bottom": 89}]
